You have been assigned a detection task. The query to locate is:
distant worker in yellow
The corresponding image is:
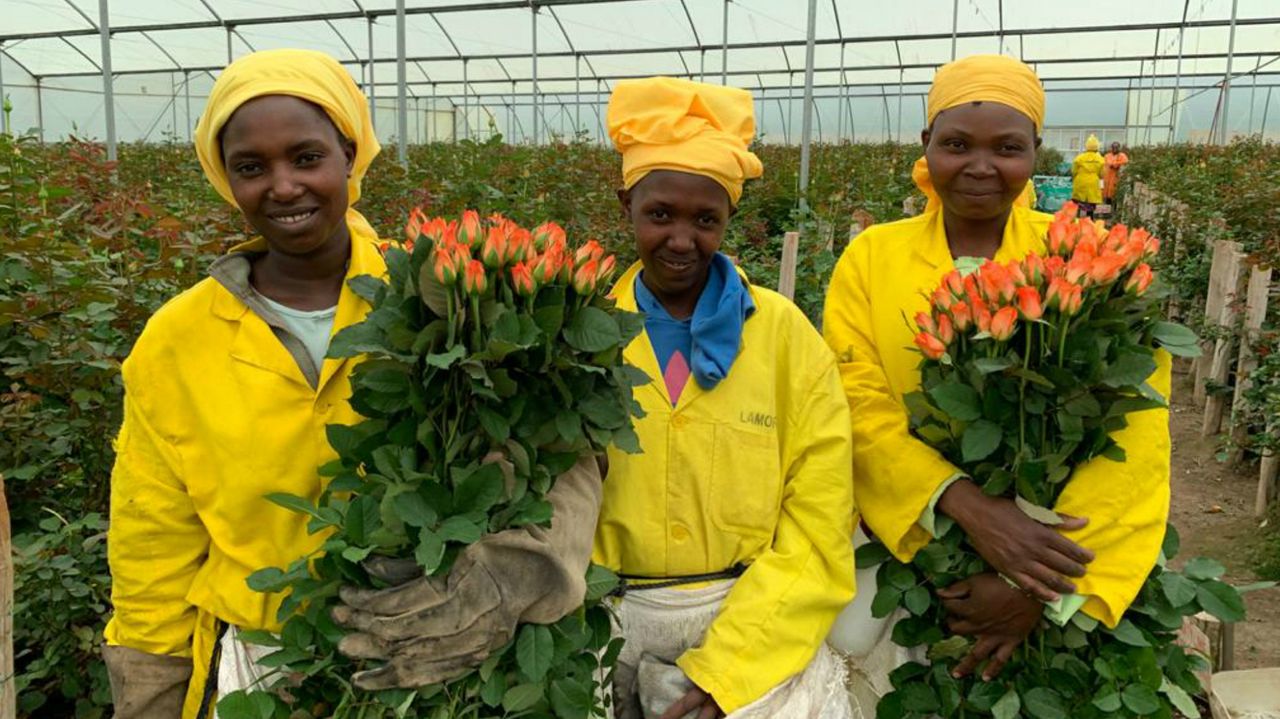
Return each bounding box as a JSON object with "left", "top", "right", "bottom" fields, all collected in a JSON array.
[
  {"left": 1103, "top": 141, "right": 1129, "bottom": 205},
  {"left": 1071, "top": 134, "right": 1106, "bottom": 217}
]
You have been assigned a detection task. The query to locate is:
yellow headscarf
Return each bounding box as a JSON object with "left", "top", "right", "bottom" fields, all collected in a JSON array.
[
  {"left": 915, "top": 54, "right": 1045, "bottom": 214},
  {"left": 607, "top": 76, "right": 763, "bottom": 205},
  {"left": 1085, "top": 134, "right": 1101, "bottom": 151},
  {"left": 194, "top": 49, "right": 381, "bottom": 243}
]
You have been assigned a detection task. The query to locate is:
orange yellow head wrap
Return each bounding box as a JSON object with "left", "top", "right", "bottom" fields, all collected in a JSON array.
[
  {"left": 194, "top": 49, "right": 381, "bottom": 242},
  {"left": 1085, "top": 134, "right": 1101, "bottom": 151},
  {"left": 607, "top": 76, "right": 763, "bottom": 205},
  {"left": 916, "top": 54, "right": 1045, "bottom": 214}
]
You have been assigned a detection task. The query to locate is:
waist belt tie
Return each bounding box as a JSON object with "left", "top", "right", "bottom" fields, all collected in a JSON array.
[{"left": 613, "top": 562, "right": 748, "bottom": 596}]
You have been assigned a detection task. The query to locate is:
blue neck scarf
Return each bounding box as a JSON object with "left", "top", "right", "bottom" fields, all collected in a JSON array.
[{"left": 636, "top": 252, "right": 755, "bottom": 391}]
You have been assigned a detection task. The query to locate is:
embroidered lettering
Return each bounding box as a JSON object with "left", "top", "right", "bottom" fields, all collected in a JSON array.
[{"left": 740, "top": 411, "right": 776, "bottom": 428}]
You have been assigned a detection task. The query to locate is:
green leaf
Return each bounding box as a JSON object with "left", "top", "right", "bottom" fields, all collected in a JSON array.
[
  {"left": 454, "top": 463, "right": 506, "bottom": 514},
  {"left": 1235, "top": 580, "right": 1278, "bottom": 594},
  {"left": 425, "top": 344, "right": 466, "bottom": 369},
  {"left": 245, "top": 567, "right": 289, "bottom": 593},
  {"left": 1159, "top": 573, "right": 1198, "bottom": 607},
  {"left": 476, "top": 405, "right": 511, "bottom": 443},
  {"left": 1091, "top": 688, "right": 1122, "bottom": 712},
  {"left": 928, "top": 381, "right": 982, "bottom": 421},
  {"left": 516, "top": 624, "right": 554, "bottom": 682},
  {"left": 1015, "top": 496, "right": 1064, "bottom": 526},
  {"left": 870, "top": 585, "right": 903, "bottom": 619},
  {"left": 855, "top": 541, "right": 892, "bottom": 569},
  {"left": 555, "top": 408, "right": 584, "bottom": 444},
  {"left": 928, "top": 636, "right": 970, "bottom": 662},
  {"left": 437, "top": 515, "right": 483, "bottom": 544},
  {"left": 900, "top": 684, "right": 940, "bottom": 713},
  {"left": 884, "top": 561, "right": 918, "bottom": 591},
  {"left": 549, "top": 677, "right": 593, "bottom": 719},
  {"left": 973, "top": 356, "right": 1016, "bottom": 374},
  {"left": 216, "top": 690, "right": 278, "bottom": 719},
  {"left": 1101, "top": 350, "right": 1158, "bottom": 388},
  {"left": 1110, "top": 618, "right": 1151, "bottom": 647},
  {"left": 1196, "top": 579, "right": 1246, "bottom": 622},
  {"left": 415, "top": 529, "right": 445, "bottom": 574},
  {"left": 263, "top": 492, "right": 325, "bottom": 521},
  {"left": 502, "top": 683, "right": 544, "bottom": 713},
  {"left": 393, "top": 492, "right": 437, "bottom": 528},
  {"left": 564, "top": 306, "right": 622, "bottom": 352},
  {"left": 1121, "top": 683, "right": 1162, "bottom": 715},
  {"left": 967, "top": 681, "right": 1005, "bottom": 712},
  {"left": 961, "top": 419, "right": 1004, "bottom": 462},
  {"left": 1151, "top": 321, "right": 1201, "bottom": 357},
  {"left": 1064, "top": 392, "right": 1102, "bottom": 417},
  {"left": 341, "top": 545, "right": 374, "bottom": 563},
  {"left": 417, "top": 259, "right": 451, "bottom": 317},
  {"left": 903, "top": 585, "right": 932, "bottom": 616},
  {"left": 1183, "top": 557, "right": 1226, "bottom": 580},
  {"left": 1162, "top": 523, "right": 1182, "bottom": 561},
  {"left": 992, "top": 688, "right": 1021, "bottom": 719},
  {"left": 1160, "top": 677, "right": 1199, "bottom": 718},
  {"left": 584, "top": 564, "right": 620, "bottom": 601},
  {"left": 1021, "top": 687, "right": 1067, "bottom": 719}
]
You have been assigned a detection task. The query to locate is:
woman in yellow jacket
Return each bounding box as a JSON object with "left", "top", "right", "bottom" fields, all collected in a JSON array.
[
  {"left": 103, "top": 50, "right": 603, "bottom": 718},
  {"left": 823, "top": 55, "right": 1170, "bottom": 697},
  {"left": 1072, "top": 134, "right": 1107, "bottom": 217},
  {"left": 597, "top": 77, "right": 856, "bottom": 719}
]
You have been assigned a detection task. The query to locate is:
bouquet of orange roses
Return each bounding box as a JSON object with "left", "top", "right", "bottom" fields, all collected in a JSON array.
[
  {"left": 219, "top": 210, "right": 644, "bottom": 719},
  {"left": 863, "top": 203, "right": 1262, "bottom": 719}
]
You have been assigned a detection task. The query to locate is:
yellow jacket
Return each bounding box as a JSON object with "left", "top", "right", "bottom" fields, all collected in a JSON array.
[
  {"left": 104, "top": 234, "right": 384, "bottom": 717},
  {"left": 822, "top": 207, "right": 1171, "bottom": 628},
  {"left": 594, "top": 262, "right": 856, "bottom": 713},
  {"left": 1072, "top": 151, "right": 1107, "bottom": 203}
]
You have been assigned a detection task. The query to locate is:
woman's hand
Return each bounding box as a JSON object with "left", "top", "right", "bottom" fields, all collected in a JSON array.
[
  {"left": 660, "top": 686, "right": 724, "bottom": 719},
  {"left": 937, "top": 479, "right": 1094, "bottom": 601},
  {"left": 938, "top": 573, "right": 1044, "bottom": 680}
]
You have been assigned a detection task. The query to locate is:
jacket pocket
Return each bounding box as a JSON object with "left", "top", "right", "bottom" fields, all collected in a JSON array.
[{"left": 710, "top": 423, "right": 782, "bottom": 535}]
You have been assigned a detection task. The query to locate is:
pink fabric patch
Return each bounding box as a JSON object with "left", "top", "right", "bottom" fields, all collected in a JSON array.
[{"left": 663, "top": 350, "right": 691, "bottom": 406}]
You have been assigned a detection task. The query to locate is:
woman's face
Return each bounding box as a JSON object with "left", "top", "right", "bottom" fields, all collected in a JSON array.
[
  {"left": 922, "top": 101, "right": 1038, "bottom": 221},
  {"left": 619, "top": 170, "right": 731, "bottom": 309},
  {"left": 220, "top": 95, "right": 355, "bottom": 257}
]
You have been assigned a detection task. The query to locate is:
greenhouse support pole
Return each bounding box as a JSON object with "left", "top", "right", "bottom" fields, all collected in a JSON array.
[
  {"left": 836, "top": 43, "right": 844, "bottom": 142},
  {"left": 462, "top": 59, "right": 469, "bottom": 141},
  {"left": 430, "top": 83, "right": 436, "bottom": 142},
  {"left": 721, "top": 0, "right": 729, "bottom": 85},
  {"left": 184, "top": 70, "right": 192, "bottom": 142},
  {"left": 34, "top": 78, "right": 42, "bottom": 142},
  {"left": 896, "top": 68, "right": 904, "bottom": 142},
  {"left": 0, "top": 44, "right": 8, "bottom": 136},
  {"left": 950, "top": 0, "right": 958, "bottom": 60},
  {"left": 700, "top": 49, "right": 706, "bottom": 83},
  {"left": 1171, "top": 0, "right": 1188, "bottom": 141},
  {"left": 1220, "top": 0, "right": 1238, "bottom": 144},
  {"left": 367, "top": 17, "right": 376, "bottom": 133},
  {"left": 531, "top": 3, "right": 539, "bottom": 145},
  {"left": 1249, "top": 56, "right": 1260, "bottom": 134},
  {"left": 170, "top": 72, "right": 178, "bottom": 139},
  {"left": 575, "top": 54, "right": 580, "bottom": 134},
  {"left": 226, "top": 26, "right": 232, "bottom": 63},
  {"left": 1145, "top": 30, "right": 1159, "bottom": 145},
  {"left": 797, "top": 0, "right": 817, "bottom": 212},
  {"left": 1261, "top": 86, "right": 1272, "bottom": 137},
  {"left": 395, "top": 0, "right": 407, "bottom": 165},
  {"left": 98, "top": 0, "right": 118, "bottom": 162}
]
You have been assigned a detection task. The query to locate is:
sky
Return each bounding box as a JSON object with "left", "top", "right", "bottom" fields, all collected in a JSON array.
[{"left": 1, "top": 0, "right": 1278, "bottom": 148}]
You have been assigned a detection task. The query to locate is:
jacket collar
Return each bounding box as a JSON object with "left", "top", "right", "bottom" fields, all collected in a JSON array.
[{"left": 912, "top": 207, "right": 1048, "bottom": 271}]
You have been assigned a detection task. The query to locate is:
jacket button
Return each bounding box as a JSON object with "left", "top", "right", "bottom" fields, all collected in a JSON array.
[
  {"left": 671, "top": 525, "right": 689, "bottom": 541},
  {"left": 671, "top": 415, "right": 688, "bottom": 429}
]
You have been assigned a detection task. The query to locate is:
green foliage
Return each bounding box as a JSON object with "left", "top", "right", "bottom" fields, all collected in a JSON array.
[
  {"left": 219, "top": 218, "right": 640, "bottom": 718},
  {"left": 12, "top": 511, "right": 113, "bottom": 718},
  {"left": 1034, "top": 146, "right": 1066, "bottom": 177},
  {"left": 1119, "top": 139, "right": 1280, "bottom": 456}
]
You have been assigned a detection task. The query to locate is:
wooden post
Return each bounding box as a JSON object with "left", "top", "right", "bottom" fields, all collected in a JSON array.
[
  {"left": 0, "top": 474, "right": 13, "bottom": 719},
  {"left": 1202, "top": 242, "right": 1248, "bottom": 436},
  {"left": 1229, "top": 266, "right": 1272, "bottom": 462},
  {"left": 778, "top": 231, "right": 800, "bottom": 301},
  {"left": 1260, "top": 432, "right": 1279, "bottom": 517},
  {"left": 1195, "top": 240, "right": 1244, "bottom": 407}
]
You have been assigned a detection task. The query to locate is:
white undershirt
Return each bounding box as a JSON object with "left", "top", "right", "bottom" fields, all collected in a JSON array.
[{"left": 257, "top": 294, "right": 337, "bottom": 375}]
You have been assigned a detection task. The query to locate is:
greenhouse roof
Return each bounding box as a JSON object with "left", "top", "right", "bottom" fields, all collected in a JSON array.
[{"left": 2, "top": 0, "right": 1279, "bottom": 146}]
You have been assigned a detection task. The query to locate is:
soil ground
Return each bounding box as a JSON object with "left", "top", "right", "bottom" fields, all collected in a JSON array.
[{"left": 1167, "top": 364, "right": 1279, "bottom": 670}]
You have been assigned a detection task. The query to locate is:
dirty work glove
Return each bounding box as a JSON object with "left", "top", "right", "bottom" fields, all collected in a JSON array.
[
  {"left": 103, "top": 644, "right": 192, "bottom": 719},
  {"left": 331, "top": 454, "right": 604, "bottom": 690}
]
